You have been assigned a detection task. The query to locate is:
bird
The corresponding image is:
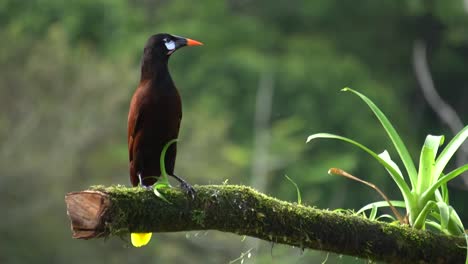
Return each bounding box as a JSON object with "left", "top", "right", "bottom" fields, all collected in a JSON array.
[
  {"left": 127, "top": 33, "right": 202, "bottom": 247},
  {"left": 128, "top": 33, "right": 202, "bottom": 196}
]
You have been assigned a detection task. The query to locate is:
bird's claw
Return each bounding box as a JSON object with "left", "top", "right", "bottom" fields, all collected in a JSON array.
[
  {"left": 138, "top": 172, "right": 153, "bottom": 190},
  {"left": 141, "top": 184, "right": 153, "bottom": 191},
  {"left": 180, "top": 181, "right": 196, "bottom": 199},
  {"left": 169, "top": 173, "right": 195, "bottom": 199}
]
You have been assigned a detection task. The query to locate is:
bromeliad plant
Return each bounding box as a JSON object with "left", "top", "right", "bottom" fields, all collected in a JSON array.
[{"left": 307, "top": 88, "right": 468, "bottom": 236}]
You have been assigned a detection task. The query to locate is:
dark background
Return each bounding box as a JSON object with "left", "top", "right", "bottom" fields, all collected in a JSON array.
[{"left": 1, "top": 0, "right": 467, "bottom": 263}]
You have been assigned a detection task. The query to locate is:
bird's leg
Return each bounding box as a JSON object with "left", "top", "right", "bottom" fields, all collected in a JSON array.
[
  {"left": 170, "top": 173, "right": 195, "bottom": 199},
  {"left": 138, "top": 172, "right": 153, "bottom": 190}
]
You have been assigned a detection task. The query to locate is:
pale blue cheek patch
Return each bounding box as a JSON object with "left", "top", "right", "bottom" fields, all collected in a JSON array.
[{"left": 165, "top": 41, "right": 175, "bottom": 51}]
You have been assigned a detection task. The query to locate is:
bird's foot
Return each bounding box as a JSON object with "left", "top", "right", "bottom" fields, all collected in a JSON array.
[
  {"left": 179, "top": 181, "right": 196, "bottom": 200},
  {"left": 170, "top": 173, "right": 196, "bottom": 199},
  {"left": 141, "top": 184, "right": 153, "bottom": 190},
  {"left": 138, "top": 172, "right": 153, "bottom": 190}
]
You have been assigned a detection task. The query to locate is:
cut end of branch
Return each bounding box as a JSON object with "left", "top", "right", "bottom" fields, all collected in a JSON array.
[{"left": 65, "top": 191, "right": 109, "bottom": 239}]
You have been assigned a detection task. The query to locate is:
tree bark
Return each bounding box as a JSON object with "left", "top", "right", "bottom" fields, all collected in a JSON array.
[{"left": 65, "top": 185, "right": 466, "bottom": 263}]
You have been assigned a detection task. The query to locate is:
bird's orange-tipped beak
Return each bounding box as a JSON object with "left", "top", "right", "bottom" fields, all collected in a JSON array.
[{"left": 186, "top": 38, "right": 203, "bottom": 46}]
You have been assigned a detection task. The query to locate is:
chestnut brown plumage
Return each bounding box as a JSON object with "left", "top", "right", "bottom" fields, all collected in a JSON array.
[{"left": 128, "top": 33, "right": 202, "bottom": 197}]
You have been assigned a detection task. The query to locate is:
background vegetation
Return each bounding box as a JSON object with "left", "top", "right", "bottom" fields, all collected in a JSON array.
[{"left": 1, "top": 0, "right": 467, "bottom": 263}]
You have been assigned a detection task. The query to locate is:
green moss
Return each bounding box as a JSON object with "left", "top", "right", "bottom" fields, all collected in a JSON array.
[
  {"left": 191, "top": 210, "right": 206, "bottom": 227},
  {"left": 81, "top": 184, "right": 465, "bottom": 263}
]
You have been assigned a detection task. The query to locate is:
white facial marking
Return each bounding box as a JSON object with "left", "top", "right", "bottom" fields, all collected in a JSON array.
[{"left": 165, "top": 40, "right": 175, "bottom": 51}]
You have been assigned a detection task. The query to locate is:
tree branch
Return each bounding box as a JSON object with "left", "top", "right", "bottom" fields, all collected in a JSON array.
[{"left": 65, "top": 185, "right": 465, "bottom": 263}]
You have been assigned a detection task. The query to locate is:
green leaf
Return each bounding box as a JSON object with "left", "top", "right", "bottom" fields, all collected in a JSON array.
[
  {"left": 440, "top": 182, "right": 449, "bottom": 203},
  {"left": 356, "top": 200, "right": 406, "bottom": 215},
  {"left": 434, "top": 125, "right": 468, "bottom": 181},
  {"left": 416, "top": 135, "right": 443, "bottom": 195},
  {"left": 369, "top": 204, "right": 378, "bottom": 221},
  {"left": 447, "top": 209, "right": 465, "bottom": 236},
  {"left": 159, "top": 139, "right": 178, "bottom": 187},
  {"left": 436, "top": 202, "right": 450, "bottom": 231},
  {"left": 375, "top": 214, "right": 397, "bottom": 222},
  {"left": 413, "top": 200, "right": 437, "bottom": 229},
  {"left": 153, "top": 186, "right": 172, "bottom": 204},
  {"left": 422, "top": 164, "right": 468, "bottom": 203},
  {"left": 341, "top": 88, "right": 418, "bottom": 188},
  {"left": 379, "top": 150, "right": 403, "bottom": 179},
  {"left": 464, "top": 234, "right": 468, "bottom": 264},
  {"left": 284, "top": 175, "right": 301, "bottom": 205},
  {"left": 430, "top": 203, "right": 465, "bottom": 235},
  {"left": 151, "top": 139, "right": 178, "bottom": 203},
  {"left": 307, "top": 133, "right": 412, "bottom": 203},
  {"left": 425, "top": 220, "right": 442, "bottom": 230},
  {"left": 434, "top": 189, "right": 444, "bottom": 203}
]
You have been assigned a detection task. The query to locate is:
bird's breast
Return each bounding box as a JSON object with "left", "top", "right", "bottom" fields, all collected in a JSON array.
[{"left": 142, "top": 91, "right": 181, "bottom": 135}]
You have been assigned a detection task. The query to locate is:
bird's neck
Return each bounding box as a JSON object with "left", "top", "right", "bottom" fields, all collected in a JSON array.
[{"left": 140, "top": 59, "right": 173, "bottom": 87}]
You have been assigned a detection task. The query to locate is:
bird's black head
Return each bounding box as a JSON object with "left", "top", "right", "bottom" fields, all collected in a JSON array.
[{"left": 143, "top": 33, "right": 203, "bottom": 61}]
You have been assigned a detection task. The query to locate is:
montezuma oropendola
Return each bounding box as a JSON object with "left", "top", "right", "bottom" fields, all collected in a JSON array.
[{"left": 128, "top": 33, "right": 202, "bottom": 197}]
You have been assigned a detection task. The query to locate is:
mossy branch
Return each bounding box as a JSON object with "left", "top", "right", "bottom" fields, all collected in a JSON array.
[{"left": 65, "top": 185, "right": 465, "bottom": 263}]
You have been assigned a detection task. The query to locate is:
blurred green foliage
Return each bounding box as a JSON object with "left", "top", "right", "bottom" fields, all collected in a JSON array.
[{"left": 1, "top": 0, "right": 467, "bottom": 263}]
